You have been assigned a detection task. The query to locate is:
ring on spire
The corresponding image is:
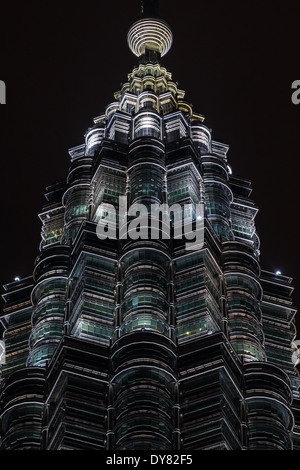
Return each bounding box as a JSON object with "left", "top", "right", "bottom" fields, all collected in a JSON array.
[{"left": 127, "top": 17, "right": 173, "bottom": 57}]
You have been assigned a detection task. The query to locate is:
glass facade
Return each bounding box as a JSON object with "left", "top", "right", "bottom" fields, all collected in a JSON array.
[{"left": 0, "top": 0, "right": 299, "bottom": 451}]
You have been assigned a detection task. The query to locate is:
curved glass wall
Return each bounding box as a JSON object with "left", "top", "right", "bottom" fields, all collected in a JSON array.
[
  {"left": 0, "top": 368, "right": 45, "bottom": 450},
  {"left": 201, "top": 153, "right": 233, "bottom": 241},
  {"left": 205, "top": 184, "right": 231, "bottom": 214},
  {"left": 27, "top": 344, "right": 57, "bottom": 367},
  {"left": 204, "top": 185, "right": 233, "bottom": 240},
  {"left": 244, "top": 362, "right": 293, "bottom": 450},
  {"left": 129, "top": 164, "right": 164, "bottom": 203},
  {"left": 137, "top": 92, "right": 159, "bottom": 111},
  {"left": 32, "top": 301, "right": 66, "bottom": 325},
  {"left": 111, "top": 367, "right": 175, "bottom": 450},
  {"left": 29, "top": 276, "right": 67, "bottom": 367},
  {"left": 177, "top": 315, "right": 212, "bottom": 341},
  {"left": 122, "top": 247, "right": 169, "bottom": 270},
  {"left": 191, "top": 123, "right": 211, "bottom": 154},
  {"left": 1, "top": 403, "right": 44, "bottom": 449},
  {"left": 85, "top": 125, "right": 105, "bottom": 156},
  {"left": 225, "top": 274, "right": 262, "bottom": 299},
  {"left": 133, "top": 111, "right": 161, "bottom": 139},
  {"left": 123, "top": 269, "right": 167, "bottom": 293},
  {"left": 123, "top": 294, "right": 168, "bottom": 316},
  {"left": 223, "top": 242, "right": 260, "bottom": 278},
  {"left": 228, "top": 314, "right": 264, "bottom": 342},
  {"left": 64, "top": 186, "right": 89, "bottom": 222},
  {"left": 31, "top": 277, "right": 67, "bottom": 306},
  {"left": 29, "top": 321, "right": 63, "bottom": 350},
  {"left": 67, "top": 164, "right": 91, "bottom": 186},
  {"left": 115, "top": 391, "right": 172, "bottom": 421},
  {"left": 33, "top": 251, "right": 69, "bottom": 283},
  {"left": 224, "top": 240, "right": 265, "bottom": 362},
  {"left": 120, "top": 314, "right": 169, "bottom": 336},
  {"left": 121, "top": 248, "right": 169, "bottom": 334},
  {"left": 112, "top": 337, "right": 176, "bottom": 374}
]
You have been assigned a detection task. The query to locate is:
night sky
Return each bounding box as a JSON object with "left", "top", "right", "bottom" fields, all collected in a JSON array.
[{"left": 0, "top": 0, "right": 299, "bottom": 334}]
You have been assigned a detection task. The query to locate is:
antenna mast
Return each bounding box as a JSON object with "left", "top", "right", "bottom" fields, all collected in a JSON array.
[{"left": 141, "top": 0, "right": 159, "bottom": 17}]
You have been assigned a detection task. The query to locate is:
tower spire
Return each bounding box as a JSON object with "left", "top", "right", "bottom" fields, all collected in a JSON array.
[
  {"left": 128, "top": 0, "right": 172, "bottom": 58},
  {"left": 141, "top": 0, "right": 159, "bottom": 17}
]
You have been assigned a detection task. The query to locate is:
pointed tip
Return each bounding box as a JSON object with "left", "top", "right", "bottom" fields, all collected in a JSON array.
[{"left": 141, "top": 0, "right": 159, "bottom": 18}]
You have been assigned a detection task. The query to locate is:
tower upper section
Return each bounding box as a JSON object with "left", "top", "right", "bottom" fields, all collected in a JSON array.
[{"left": 127, "top": 0, "right": 173, "bottom": 57}]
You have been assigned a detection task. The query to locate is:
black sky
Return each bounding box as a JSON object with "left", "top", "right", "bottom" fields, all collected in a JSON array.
[{"left": 0, "top": 0, "right": 299, "bottom": 332}]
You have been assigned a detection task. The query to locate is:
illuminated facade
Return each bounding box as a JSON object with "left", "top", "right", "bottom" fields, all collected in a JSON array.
[{"left": 1, "top": 0, "right": 299, "bottom": 451}]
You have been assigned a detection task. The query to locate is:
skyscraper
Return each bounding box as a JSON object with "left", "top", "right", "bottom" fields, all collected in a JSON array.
[{"left": 1, "top": 0, "right": 299, "bottom": 451}]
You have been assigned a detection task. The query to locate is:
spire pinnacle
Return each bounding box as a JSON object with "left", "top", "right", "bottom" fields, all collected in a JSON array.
[{"left": 141, "top": 0, "right": 159, "bottom": 17}]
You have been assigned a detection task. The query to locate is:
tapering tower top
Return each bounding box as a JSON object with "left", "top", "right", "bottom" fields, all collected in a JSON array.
[{"left": 127, "top": 0, "right": 173, "bottom": 58}]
